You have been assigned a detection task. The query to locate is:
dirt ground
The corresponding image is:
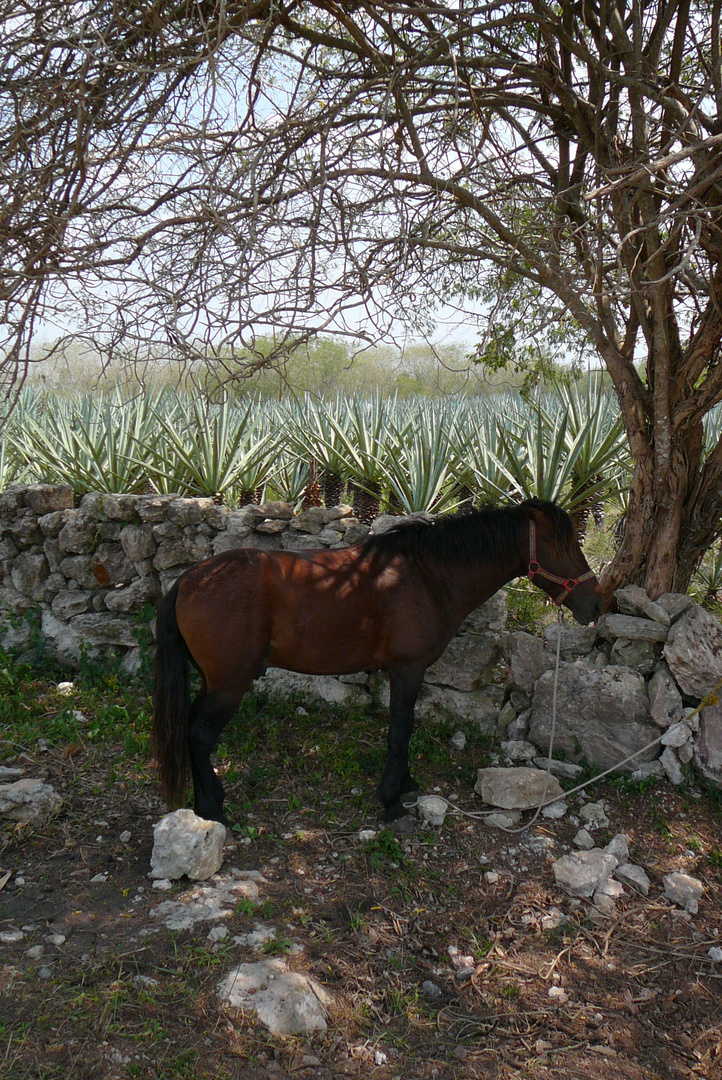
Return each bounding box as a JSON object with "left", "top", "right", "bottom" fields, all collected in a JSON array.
[{"left": 1, "top": 675, "right": 721, "bottom": 1080}]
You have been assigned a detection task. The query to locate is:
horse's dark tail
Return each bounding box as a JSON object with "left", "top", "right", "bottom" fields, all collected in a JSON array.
[{"left": 152, "top": 581, "right": 191, "bottom": 808}]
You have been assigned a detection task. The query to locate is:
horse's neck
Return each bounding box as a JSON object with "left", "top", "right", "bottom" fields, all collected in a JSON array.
[{"left": 439, "top": 550, "right": 525, "bottom": 623}]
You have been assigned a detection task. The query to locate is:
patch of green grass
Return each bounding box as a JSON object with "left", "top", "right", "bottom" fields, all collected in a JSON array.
[
  {"left": 262, "top": 932, "right": 294, "bottom": 956},
  {"left": 364, "top": 828, "right": 406, "bottom": 868}
]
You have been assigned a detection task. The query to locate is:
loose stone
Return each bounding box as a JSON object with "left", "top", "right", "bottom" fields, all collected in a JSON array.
[
  {"left": 660, "top": 746, "right": 684, "bottom": 786},
  {"left": 579, "top": 801, "right": 610, "bottom": 828},
  {"left": 150, "top": 808, "right": 226, "bottom": 881},
  {"left": 218, "top": 958, "right": 331, "bottom": 1036},
  {"left": 552, "top": 850, "right": 618, "bottom": 898},
  {"left": 614, "top": 864, "right": 651, "bottom": 896},
  {"left": 573, "top": 829, "right": 595, "bottom": 850},
  {"left": 663, "top": 872, "right": 705, "bottom": 914},
  {"left": 416, "top": 795, "right": 448, "bottom": 826},
  {"left": 475, "top": 766, "right": 564, "bottom": 810},
  {"left": 541, "top": 800, "right": 568, "bottom": 820}
]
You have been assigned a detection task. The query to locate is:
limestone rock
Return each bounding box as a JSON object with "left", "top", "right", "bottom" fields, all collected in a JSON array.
[
  {"left": 10, "top": 552, "right": 50, "bottom": 601},
  {"left": 655, "top": 593, "right": 695, "bottom": 623},
  {"left": 0, "top": 778, "right": 62, "bottom": 824},
  {"left": 425, "top": 633, "right": 499, "bottom": 691},
  {"left": 614, "top": 863, "right": 651, "bottom": 896},
  {"left": 120, "top": 524, "right": 156, "bottom": 562},
  {"left": 579, "top": 801, "right": 610, "bottom": 828},
  {"left": 573, "top": 829, "right": 595, "bottom": 850},
  {"left": 152, "top": 873, "right": 260, "bottom": 929},
  {"left": 150, "top": 809, "right": 226, "bottom": 881},
  {"left": 694, "top": 700, "right": 722, "bottom": 787},
  {"left": 664, "top": 605, "right": 722, "bottom": 698},
  {"left": 543, "top": 623, "right": 597, "bottom": 657},
  {"left": 218, "top": 958, "right": 331, "bottom": 1035},
  {"left": 605, "top": 834, "right": 629, "bottom": 862},
  {"left": 596, "top": 613, "right": 669, "bottom": 643},
  {"left": 57, "top": 513, "right": 97, "bottom": 555},
  {"left": 609, "top": 637, "right": 661, "bottom": 676},
  {"left": 484, "top": 810, "right": 521, "bottom": 829},
  {"left": 23, "top": 484, "right": 74, "bottom": 515},
  {"left": 532, "top": 757, "right": 583, "bottom": 779},
  {"left": 530, "top": 662, "right": 657, "bottom": 770},
  {"left": 503, "top": 631, "right": 553, "bottom": 694},
  {"left": 416, "top": 795, "right": 448, "bottom": 826},
  {"left": 615, "top": 585, "right": 671, "bottom": 626},
  {"left": 661, "top": 720, "right": 693, "bottom": 748},
  {"left": 51, "top": 590, "right": 92, "bottom": 620},
  {"left": 500, "top": 739, "right": 537, "bottom": 762},
  {"left": 153, "top": 535, "right": 212, "bottom": 571},
  {"left": 594, "top": 877, "right": 625, "bottom": 913},
  {"left": 459, "top": 590, "right": 508, "bottom": 635},
  {"left": 552, "top": 850, "right": 618, "bottom": 897},
  {"left": 90, "top": 543, "right": 135, "bottom": 587},
  {"left": 648, "top": 664, "right": 683, "bottom": 728},
  {"left": 663, "top": 871, "right": 704, "bottom": 914},
  {"left": 660, "top": 746, "right": 684, "bottom": 785},
  {"left": 255, "top": 669, "right": 369, "bottom": 708},
  {"left": 474, "top": 766, "right": 563, "bottom": 810}
]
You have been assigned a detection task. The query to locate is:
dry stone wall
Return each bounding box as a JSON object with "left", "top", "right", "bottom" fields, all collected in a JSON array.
[{"left": 1, "top": 483, "right": 721, "bottom": 790}]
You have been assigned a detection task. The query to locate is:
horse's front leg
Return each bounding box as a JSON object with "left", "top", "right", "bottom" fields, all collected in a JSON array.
[{"left": 377, "top": 665, "right": 426, "bottom": 823}]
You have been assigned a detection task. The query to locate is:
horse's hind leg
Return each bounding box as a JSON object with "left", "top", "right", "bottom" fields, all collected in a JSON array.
[
  {"left": 377, "top": 665, "right": 425, "bottom": 823},
  {"left": 188, "top": 683, "right": 248, "bottom": 824}
]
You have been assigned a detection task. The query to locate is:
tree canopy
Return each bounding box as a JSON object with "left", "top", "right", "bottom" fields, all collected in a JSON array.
[{"left": 2, "top": 1, "right": 722, "bottom": 592}]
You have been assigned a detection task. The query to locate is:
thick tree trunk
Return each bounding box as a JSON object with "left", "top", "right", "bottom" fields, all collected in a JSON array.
[{"left": 601, "top": 422, "right": 711, "bottom": 600}]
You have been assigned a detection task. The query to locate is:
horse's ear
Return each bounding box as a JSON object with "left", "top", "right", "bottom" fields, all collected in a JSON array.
[{"left": 519, "top": 502, "right": 548, "bottom": 527}]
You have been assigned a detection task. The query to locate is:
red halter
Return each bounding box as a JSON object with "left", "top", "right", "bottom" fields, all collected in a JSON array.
[{"left": 527, "top": 519, "right": 596, "bottom": 606}]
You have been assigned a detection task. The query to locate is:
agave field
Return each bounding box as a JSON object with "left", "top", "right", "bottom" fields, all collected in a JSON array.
[{"left": 3, "top": 379, "right": 722, "bottom": 544}]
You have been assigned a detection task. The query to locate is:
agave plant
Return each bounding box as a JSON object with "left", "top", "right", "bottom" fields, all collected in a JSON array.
[
  {"left": 283, "top": 394, "right": 351, "bottom": 507},
  {"left": 380, "top": 399, "right": 462, "bottom": 514},
  {"left": 9, "top": 388, "right": 159, "bottom": 494},
  {"left": 475, "top": 392, "right": 625, "bottom": 531},
  {"left": 321, "top": 393, "right": 393, "bottom": 523},
  {"left": 134, "top": 395, "right": 277, "bottom": 502},
  {"left": 556, "top": 379, "right": 630, "bottom": 534}
]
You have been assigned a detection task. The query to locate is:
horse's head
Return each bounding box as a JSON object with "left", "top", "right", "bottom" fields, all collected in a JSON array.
[{"left": 520, "top": 501, "right": 604, "bottom": 625}]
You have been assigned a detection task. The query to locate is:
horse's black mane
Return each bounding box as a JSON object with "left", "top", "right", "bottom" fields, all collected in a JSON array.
[{"left": 361, "top": 498, "right": 576, "bottom": 567}]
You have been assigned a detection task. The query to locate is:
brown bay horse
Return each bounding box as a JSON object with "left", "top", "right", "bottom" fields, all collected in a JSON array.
[{"left": 152, "top": 498, "right": 603, "bottom": 824}]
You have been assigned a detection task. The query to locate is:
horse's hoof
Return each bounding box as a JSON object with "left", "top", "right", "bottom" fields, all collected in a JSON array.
[{"left": 389, "top": 814, "right": 416, "bottom": 837}]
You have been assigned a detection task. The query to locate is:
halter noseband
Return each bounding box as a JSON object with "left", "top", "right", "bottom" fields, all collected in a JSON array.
[{"left": 527, "top": 519, "right": 596, "bottom": 606}]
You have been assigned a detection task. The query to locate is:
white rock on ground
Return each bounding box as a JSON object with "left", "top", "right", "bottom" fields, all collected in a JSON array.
[
  {"left": 573, "top": 829, "right": 595, "bottom": 850},
  {"left": 605, "top": 834, "right": 630, "bottom": 862},
  {"left": 484, "top": 811, "right": 521, "bottom": 829},
  {"left": 475, "top": 767, "right": 564, "bottom": 810},
  {"left": 663, "top": 872, "right": 705, "bottom": 915},
  {"left": 660, "top": 746, "right": 684, "bottom": 785},
  {"left": 151, "top": 873, "right": 261, "bottom": 930},
  {"left": 218, "top": 958, "right": 331, "bottom": 1035},
  {"left": 150, "top": 809, "right": 226, "bottom": 881},
  {"left": 0, "top": 778, "right": 62, "bottom": 824},
  {"left": 552, "top": 850, "right": 618, "bottom": 897},
  {"left": 416, "top": 795, "right": 448, "bottom": 826},
  {"left": 594, "top": 877, "right": 625, "bottom": 914},
  {"left": 579, "top": 801, "right": 610, "bottom": 828},
  {"left": 614, "top": 863, "right": 651, "bottom": 896},
  {"left": 541, "top": 800, "right": 568, "bottom": 820}
]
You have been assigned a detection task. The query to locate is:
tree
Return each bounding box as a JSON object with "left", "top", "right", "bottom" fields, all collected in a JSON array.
[{"left": 2, "top": 1, "right": 721, "bottom": 595}]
